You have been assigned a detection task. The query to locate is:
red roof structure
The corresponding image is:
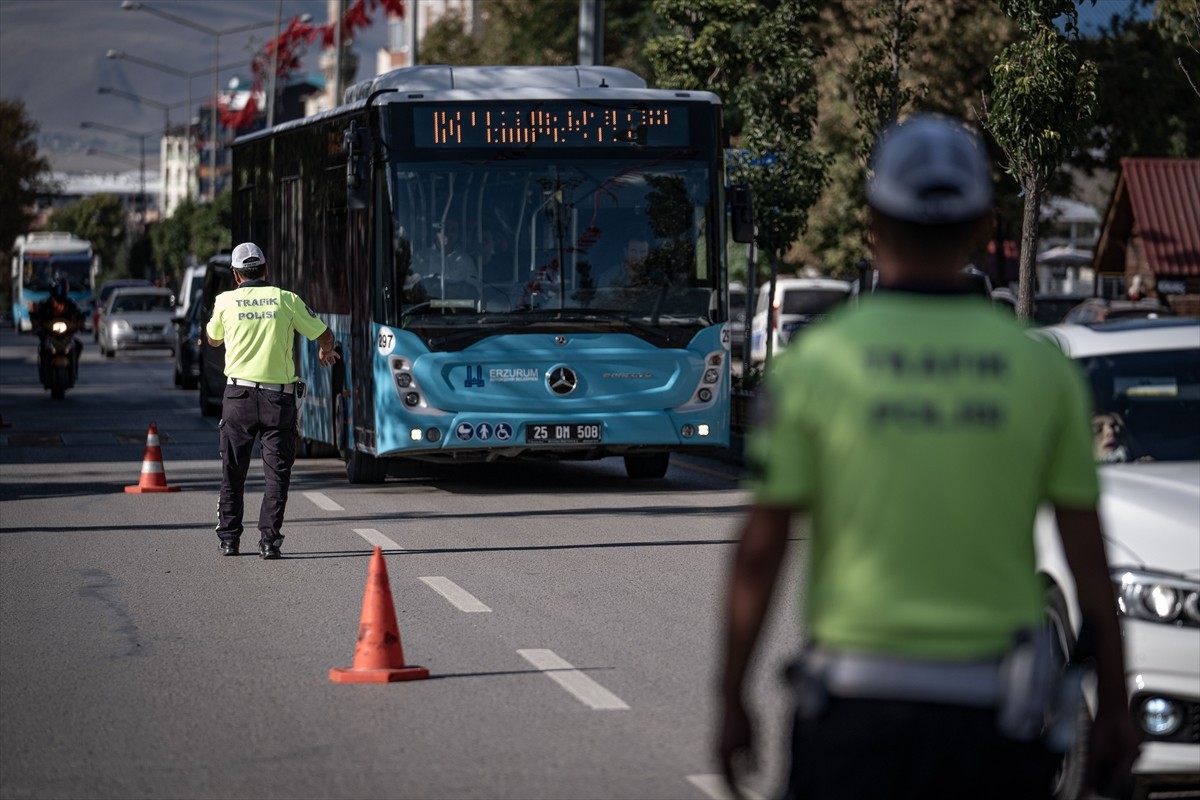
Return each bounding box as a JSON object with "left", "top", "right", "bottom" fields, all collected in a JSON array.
[{"left": 1094, "top": 158, "right": 1200, "bottom": 277}]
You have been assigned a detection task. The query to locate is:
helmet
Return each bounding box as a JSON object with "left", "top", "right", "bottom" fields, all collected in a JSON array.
[
  {"left": 866, "top": 114, "right": 992, "bottom": 225},
  {"left": 50, "top": 276, "right": 69, "bottom": 302}
]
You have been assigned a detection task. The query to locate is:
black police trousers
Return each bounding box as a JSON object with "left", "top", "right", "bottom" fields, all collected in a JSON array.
[
  {"left": 784, "top": 697, "right": 1059, "bottom": 800},
  {"left": 216, "top": 384, "right": 297, "bottom": 547}
]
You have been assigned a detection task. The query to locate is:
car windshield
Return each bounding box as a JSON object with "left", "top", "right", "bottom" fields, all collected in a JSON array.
[
  {"left": 1078, "top": 347, "right": 1200, "bottom": 463},
  {"left": 112, "top": 294, "right": 172, "bottom": 313},
  {"left": 780, "top": 289, "right": 848, "bottom": 316}
]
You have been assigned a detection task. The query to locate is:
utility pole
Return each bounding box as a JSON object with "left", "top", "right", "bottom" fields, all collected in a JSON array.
[{"left": 577, "top": 0, "right": 604, "bottom": 66}]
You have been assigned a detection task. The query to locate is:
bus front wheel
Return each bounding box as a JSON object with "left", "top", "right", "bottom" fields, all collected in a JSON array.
[
  {"left": 624, "top": 453, "right": 670, "bottom": 479},
  {"left": 346, "top": 449, "right": 388, "bottom": 484}
]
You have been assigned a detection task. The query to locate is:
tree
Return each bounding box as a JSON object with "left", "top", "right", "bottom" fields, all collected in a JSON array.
[
  {"left": 797, "top": 1, "right": 1017, "bottom": 278},
  {"left": 983, "top": 0, "right": 1099, "bottom": 319},
  {"left": 45, "top": 194, "right": 128, "bottom": 281},
  {"left": 1068, "top": 5, "right": 1200, "bottom": 176},
  {"left": 0, "top": 99, "right": 57, "bottom": 306},
  {"left": 1155, "top": 0, "right": 1200, "bottom": 97},
  {"left": 420, "top": 0, "right": 661, "bottom": 78},
  {"left": 148, "top": 190, "right": 232, "bottom": 284}
]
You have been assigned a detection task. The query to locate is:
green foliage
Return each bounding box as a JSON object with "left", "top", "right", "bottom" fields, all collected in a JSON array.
[
  {"left": 420, "top": 0, "right": 661, "bottom": 77},
  {"left": 1071, "top": 11, "right": 1200, "bottom": 171},
  {"left": 45, "top": 194, "right": 128, "bottom": 279},
  {"left": 987, "top": 27, "right": 1099, "bottom": 185},
  {"left": 849, "top": 0, "right": 924, "bottom": 155},
  {"left": 0, "top": 99, "right": 56, "bottom": 275},
  {"left": 148, "top": 189, "right": 232, "bottom": 282},
  {"left": 648, "top": 0, "right": 827, "bottom": 271}
]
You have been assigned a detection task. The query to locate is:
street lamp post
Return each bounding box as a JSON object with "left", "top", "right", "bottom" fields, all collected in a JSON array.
[
  {"left": 105, "top": 49, "right": 257, "bottom": 204},
  {"left": 122, "top": 1, "right": 276, "bottom": 201},
  {"left": 80, "top": 121, "right": 158, "bottom": 231}
]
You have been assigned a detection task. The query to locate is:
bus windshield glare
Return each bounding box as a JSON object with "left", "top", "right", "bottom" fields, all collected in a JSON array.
[{"left": 383, "top": 158, "right": 715, "bottom": 341}]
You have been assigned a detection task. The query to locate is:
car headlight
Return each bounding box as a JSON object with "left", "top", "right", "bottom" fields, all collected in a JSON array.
[
  {"left": 1114, "top": 569, "right": 1200, "bottom": 627},
  {"left": 112, "top": 320, "right": 129, "bottom": 331}
]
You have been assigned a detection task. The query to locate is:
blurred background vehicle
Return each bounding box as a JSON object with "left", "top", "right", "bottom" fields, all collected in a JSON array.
[
  {"left": 172, "top": 290, "right": 202, "bottom": 390},
  {"left": 1062, "top": 297, "right": 1174, "bottom": 325},
  {"left": 197, "top": 258, "right": 234, "bottom": 417},
  {"left": 750, "top": 277, "right": 851, "bottom": 364},
  {"left": 92, "top": 278, "right": 153, "bottom": 342},
  {"left": 97, "top": 286, "right": 175, "bottom": 357},
  {"left": 729, "top": 282, "right": 747, "bottom": 356},
  {"left": 1033, "top": 317, "right": 1200, "bottom": 800}
]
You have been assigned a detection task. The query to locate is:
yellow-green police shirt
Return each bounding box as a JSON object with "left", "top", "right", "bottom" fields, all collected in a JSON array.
[
  {"left": 746, "top": 292, "right": 1099, "bottom": 661},
  {"left": 206, "top": 282, "right": 327, "bottom": 385}
]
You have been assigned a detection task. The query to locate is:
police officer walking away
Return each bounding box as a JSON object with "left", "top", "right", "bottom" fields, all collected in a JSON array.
[
  {"left": 205, "top": 242, "right": 339, "bottom": 559},
  {"left": 717, "top": 116, "right": 1141, "bottom": 799}
]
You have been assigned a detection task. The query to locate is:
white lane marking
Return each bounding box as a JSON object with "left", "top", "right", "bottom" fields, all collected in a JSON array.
[
  {"left": 353, "top": 528, "right": 402, "bottom": 550},
  {"left": 516, "top": 649, "right": 629, "bottom": 710},
  {"left": 686, "top": 774, "right": 765, "bottom": 800},
  {"left": 418, "top": 576, "right": 492, "bottom": 612},
  {"left": 302, "top": 491, "right": 343, "bottom": 511}
]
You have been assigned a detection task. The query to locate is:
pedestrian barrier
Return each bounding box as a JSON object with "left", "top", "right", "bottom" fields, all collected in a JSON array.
[
  {"left": 330, "top": 546, "right": 429, "bottom": 683},
  {"left": 124, "top": 423, "right": 181, "bottom": 493}
]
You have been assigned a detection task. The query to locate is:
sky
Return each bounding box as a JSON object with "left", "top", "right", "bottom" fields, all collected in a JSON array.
[
  {"left": 0, "top": 0, "right": 1153, "bottom": 179},
  {"left": 0, "top": 0, "right": 388, "bottom": 175}
]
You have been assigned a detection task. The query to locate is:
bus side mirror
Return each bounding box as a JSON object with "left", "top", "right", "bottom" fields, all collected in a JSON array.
[
  {"left": 345, "top": 123, "right": 369, "bottom": 210},
  {"left": 730, "top": 185, "right": 755, "bottom": 244}
]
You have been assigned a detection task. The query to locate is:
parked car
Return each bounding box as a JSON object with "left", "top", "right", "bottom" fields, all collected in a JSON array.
[
  {"left": 172, "top": 290, "right": 202, "bottom": 390},
  {"left": 750, "top": 277, "right": 851, "bottom": 364},
  {"left": 1062, "top": 297, "right": 1174, "bottom": 325},
  {"left": 97, "top": 287, "right": 176, "bottom": 357},
  {"left": 1034, "top": 293, "right": 1092, "bottom": 327},
  {"left": 197, "top": 258, "right": 234, "bottom": 417},
  {"left": 176, "top": 262, "right": 206, "bottom": 321},
  {"left": 1032, "top": 317, "right": 1200, "bottom": 799},
  {"left": 92, "top": 279, "right": 153, "bottom": 342},
  {"left": 729, "top": 282, "right": 747, "bottom": 355}
]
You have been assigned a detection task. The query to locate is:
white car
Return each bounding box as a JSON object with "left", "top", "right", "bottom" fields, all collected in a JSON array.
[
  {"left": 1033, "top": 318, "right": 1200, "bottom": 799},
  {"left": 98, "top": 287, "right": 176, "bottom": 357},
  {"left": 749, "top": 277, "right": 850, "bottom": 364}
]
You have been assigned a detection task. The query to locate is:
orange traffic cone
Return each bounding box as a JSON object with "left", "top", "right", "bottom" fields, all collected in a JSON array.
[
  {"left": 124, "top": 423, "right": 181, "bottom": 493},
  {"left": 330, "top": 546, "right": 429, "bottom": 683}
]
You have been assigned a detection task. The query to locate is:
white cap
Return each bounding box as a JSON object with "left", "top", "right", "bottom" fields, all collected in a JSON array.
[
  {"left": 865, "top": 114, "right": 992, "bottom": 224},
  {"left": 231, "top": 242, "right": 266, "bottom": 271}
]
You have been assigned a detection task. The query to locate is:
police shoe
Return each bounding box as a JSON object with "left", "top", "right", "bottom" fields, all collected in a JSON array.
[
  {"left": 259, "top": 539, "right": 282, "bottom": 560},
  {"left": 220, "top": 540, "right": 239, "bottom": 556}
]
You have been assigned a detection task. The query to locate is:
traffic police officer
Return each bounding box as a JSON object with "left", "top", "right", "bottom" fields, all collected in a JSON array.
[
  {"left": 205, "top": 242, "right": 339, "bottom": 559},
  {"left": 717, "top": 116, "right": 1140, "bottom": 799}
]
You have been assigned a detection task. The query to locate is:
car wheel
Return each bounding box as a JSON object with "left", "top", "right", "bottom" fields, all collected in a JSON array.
[
  {"left": 624, "top": 452, "right": 670, "bottom": 479},
  {"left": 180, "top": 366, "right": 197, "bottom": 391},
  {"left": 173, "top": 361, "right": 182, "bottom": 387},
  {"left": 199, "top": 370, "right": 220, "bottom": 418},
  {"left": 1047, "top": 584, "right": 1090, "bottom": 800}
]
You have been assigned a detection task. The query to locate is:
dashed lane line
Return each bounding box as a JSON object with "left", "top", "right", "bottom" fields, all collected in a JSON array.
[
  {"left": 418, "top": 576, "right": 493, "bottom": 612},
  {"left": 516, "top": 649, "right": 630, "bottom": 710},
  {"left": 353, "top": 528, "right": 403, "bottom": 550},
  {"left": 302, "top": 491, "right": 343, "bottom": 511},
  {"left": 686, "top": 774, "right": 765, "bottom": 800}
]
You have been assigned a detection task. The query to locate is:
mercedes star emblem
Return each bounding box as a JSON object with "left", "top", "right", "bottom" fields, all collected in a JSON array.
[{"left": 547, "top": 366, "right": 578, "bottom": 396}]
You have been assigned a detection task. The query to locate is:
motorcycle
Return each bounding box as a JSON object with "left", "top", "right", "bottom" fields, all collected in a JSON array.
[{"left": 38, "top": 317, "right": 80, "bottom": 400}]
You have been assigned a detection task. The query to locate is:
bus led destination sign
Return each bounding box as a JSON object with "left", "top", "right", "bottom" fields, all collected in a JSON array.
[{"left": 413, "top": 103, "right": 690, "bottom": 148}]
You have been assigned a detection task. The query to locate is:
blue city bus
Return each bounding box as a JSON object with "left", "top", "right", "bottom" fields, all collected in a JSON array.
[
  {"left": 231, "top": 65, "right": 743, "bottom": 483},
  {"left": 10, "top": 232, "right": 98, "bottom": 332}
]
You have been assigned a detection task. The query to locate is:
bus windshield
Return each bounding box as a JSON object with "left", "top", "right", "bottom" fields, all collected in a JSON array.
[
  {"left": 383, "top": 158, "right": 716, "bottom": 345},
  {"left": 22, "top": 254, "right": 91, "bottom": 292}
]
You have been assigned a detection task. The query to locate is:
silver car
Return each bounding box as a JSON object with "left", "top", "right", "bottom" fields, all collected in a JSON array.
[
  {"left": 98, "top": 287, "right": 176, "bottom": 357},
  {"left": 1033, "top": 317, "right": 1200, "bottom": 799}
]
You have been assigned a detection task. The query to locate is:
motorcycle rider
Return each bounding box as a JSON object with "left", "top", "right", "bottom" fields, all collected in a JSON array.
[{"left": 31, "top": 276, "right": 84, "bottom": 382}]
